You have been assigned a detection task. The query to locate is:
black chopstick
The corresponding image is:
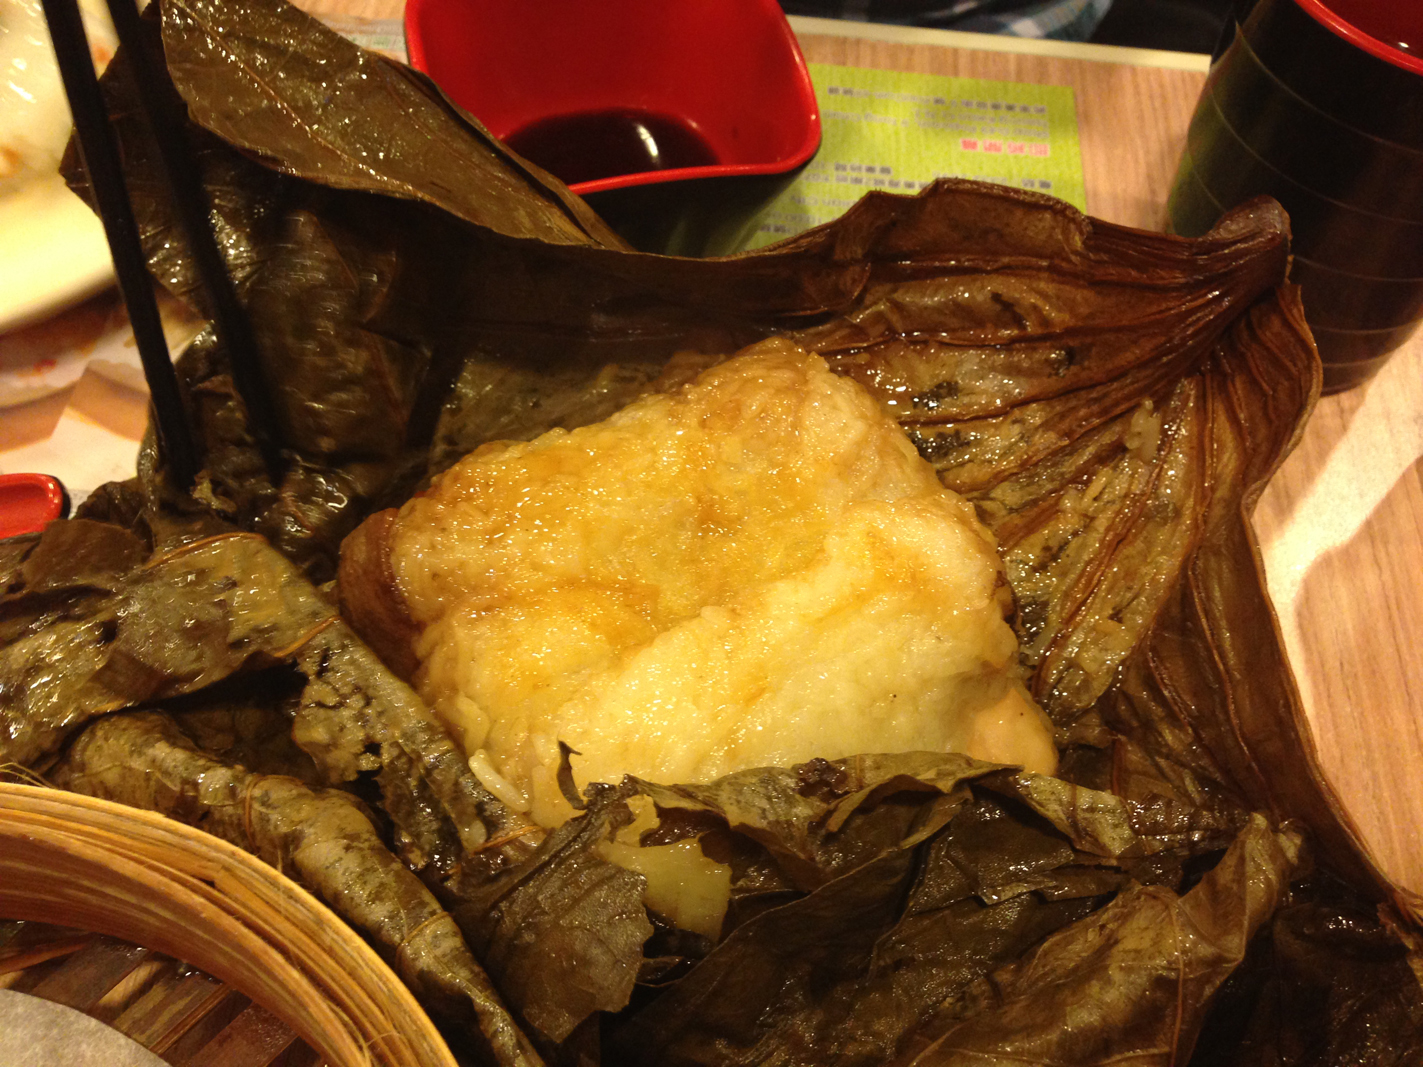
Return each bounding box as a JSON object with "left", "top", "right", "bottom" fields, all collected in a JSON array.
[
  {"left": 101, "top": 0, "right": 285, "bottom": 483},
  {"left": 41, "top": 0, "right": 200, "bottom": 489},
  {"left": 42, "top": 0, "right": 286, "bottom": 487}
]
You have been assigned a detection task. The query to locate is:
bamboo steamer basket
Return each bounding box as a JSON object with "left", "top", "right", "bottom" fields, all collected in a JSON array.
[{"left": 0, "top": 783, "right": 459, "bottom": 1067}]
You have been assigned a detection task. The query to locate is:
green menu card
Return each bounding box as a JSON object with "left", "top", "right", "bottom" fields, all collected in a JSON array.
[{"left": 734, "top": 63, "right": 1085, "bottom": 252}]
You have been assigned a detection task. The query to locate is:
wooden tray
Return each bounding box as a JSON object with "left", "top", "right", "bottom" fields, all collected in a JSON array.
[{"left": 0, "top": 921, "right": 318, "bottom": 1067}]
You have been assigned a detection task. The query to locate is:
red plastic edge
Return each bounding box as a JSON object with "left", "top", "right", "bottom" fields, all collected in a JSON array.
[
  {"left": 1292, "top": 0, "right": 1423, "bottom": 77},
  {"left": 403, "top": 0, "right": 432, "bottom": 73},
  {"left": 0, "top": 473, "right": 67, "bottom": 540}
]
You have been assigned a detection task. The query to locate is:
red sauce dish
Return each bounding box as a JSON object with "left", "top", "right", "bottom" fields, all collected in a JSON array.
[{"left": 404, "top": 0, "right": 821, "bottom": 253}]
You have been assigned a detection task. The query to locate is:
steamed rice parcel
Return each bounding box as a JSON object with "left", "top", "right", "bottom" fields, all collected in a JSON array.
[
  {"left": 342, "top": 339, "right": 1058, "bottom": 936},
  {"left": 8, "top": 0, "right": 1416, "bottom": 1060}
]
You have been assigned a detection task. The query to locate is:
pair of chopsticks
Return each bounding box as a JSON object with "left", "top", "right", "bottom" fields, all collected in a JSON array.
[{"left": 40, "top": 0, "right": 283, "bottom": 489}]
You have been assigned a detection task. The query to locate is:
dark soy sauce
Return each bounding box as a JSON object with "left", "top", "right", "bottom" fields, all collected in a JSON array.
[{"left": 504, "top": 109, "right": 719, "bottom": 185}]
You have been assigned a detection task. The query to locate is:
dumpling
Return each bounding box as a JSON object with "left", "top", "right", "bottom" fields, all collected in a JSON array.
[{"left": 0, "top": 0, "right": 114, "bottom": 197}]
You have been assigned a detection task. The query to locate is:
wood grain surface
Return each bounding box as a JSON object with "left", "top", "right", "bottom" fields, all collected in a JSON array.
[
  {"left": 793, "top": 29, "right": 1205, "bottom": 230},
  {"left": 0, "top": 921, "right": 318, "bottom": 1067}
]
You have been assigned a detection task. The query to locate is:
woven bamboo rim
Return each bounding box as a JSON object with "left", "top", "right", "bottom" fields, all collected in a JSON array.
[{"left": 0, "top": 784, "right": 459, "bottom": 1067}]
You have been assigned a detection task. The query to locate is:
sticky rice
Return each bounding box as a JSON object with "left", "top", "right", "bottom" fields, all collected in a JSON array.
[{"left": 381, "top": 338, "right": 1058, "bottom": 934}]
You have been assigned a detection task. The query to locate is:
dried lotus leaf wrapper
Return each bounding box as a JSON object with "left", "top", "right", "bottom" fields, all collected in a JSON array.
[
  {"left": 29, "top": 0, "right": 1422, "bottom": 1061},
  {"left": 51, "top": 710, "right": 543, "bottom": 1067}
]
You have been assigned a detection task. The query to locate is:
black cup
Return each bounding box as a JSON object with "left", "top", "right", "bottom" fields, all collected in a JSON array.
[{"left": 1168, "top": 0, "right": 1423, "bottom": 391}]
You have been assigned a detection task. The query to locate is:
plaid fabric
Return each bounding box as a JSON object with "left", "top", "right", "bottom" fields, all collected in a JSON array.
[{"left": 781, "top": 0, "right": 1115, "bottom": 41}]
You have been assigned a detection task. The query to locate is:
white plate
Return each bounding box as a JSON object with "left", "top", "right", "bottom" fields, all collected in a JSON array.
[{"left": 0, "top": 173, "right": 114, "bottom": 334}]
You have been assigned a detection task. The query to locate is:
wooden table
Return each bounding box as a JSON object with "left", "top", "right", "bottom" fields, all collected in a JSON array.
[{"left": 9, "top": 4, "right": 1422, "bottom": 900}]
